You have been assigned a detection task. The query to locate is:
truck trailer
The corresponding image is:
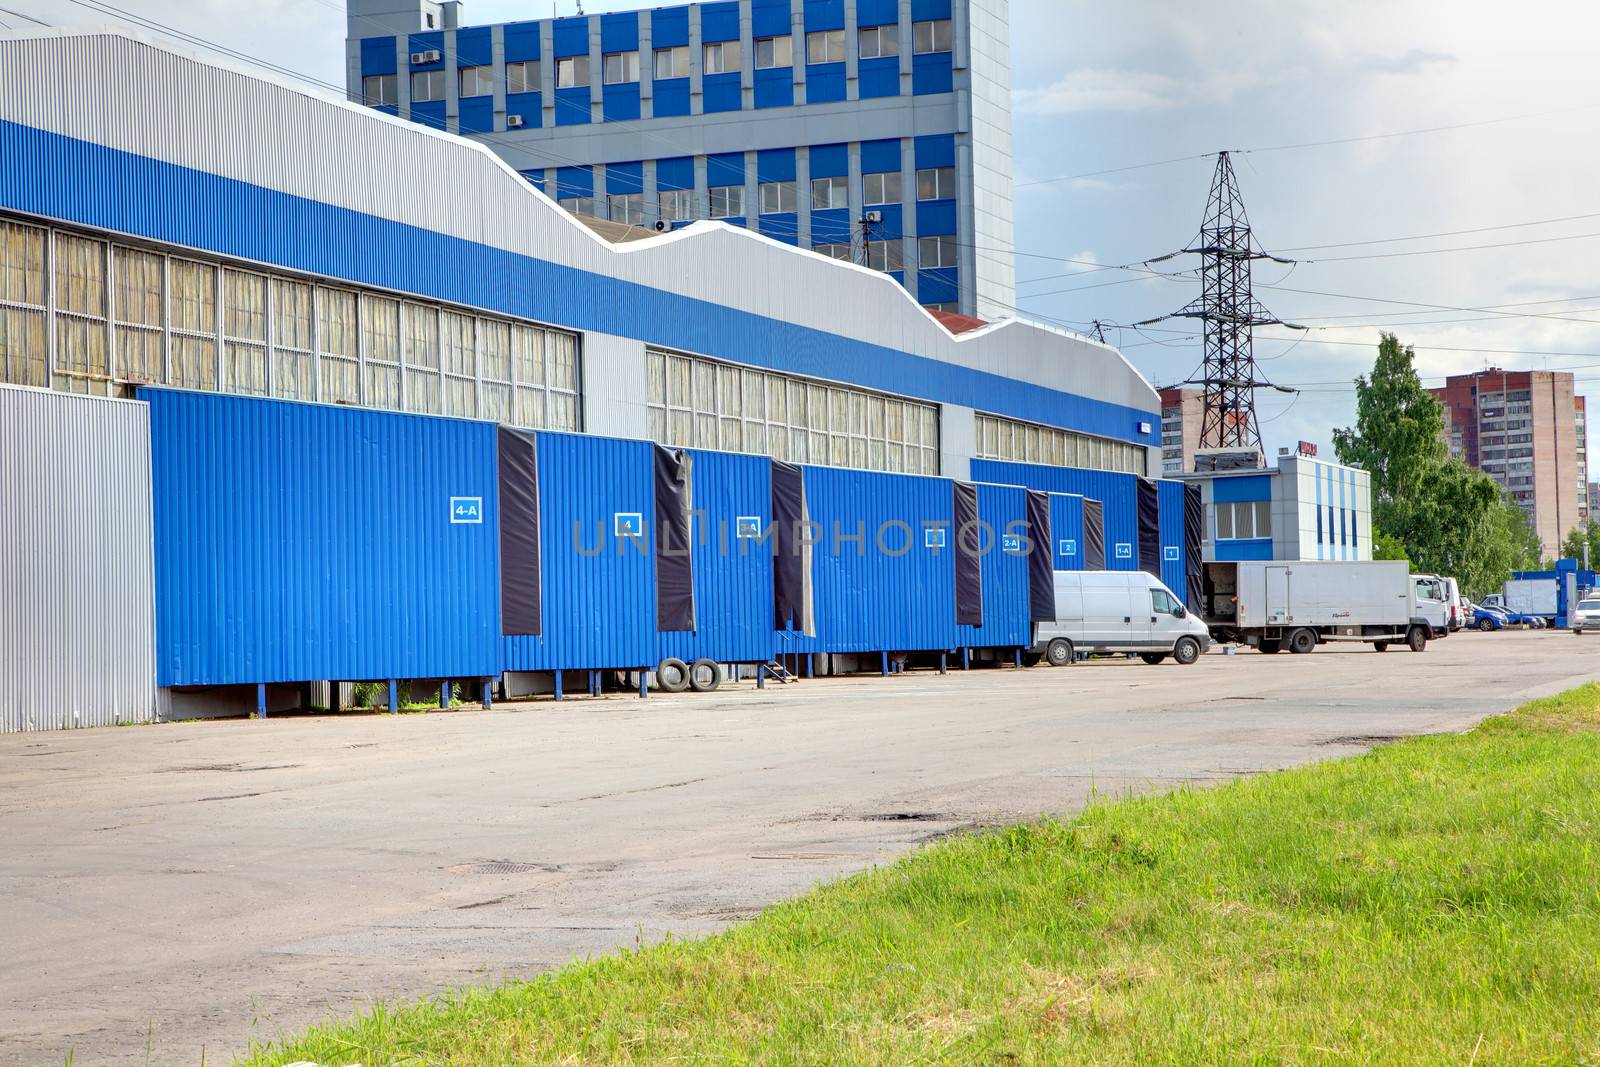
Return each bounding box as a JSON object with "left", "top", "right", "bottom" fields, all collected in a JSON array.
[{"left": 1201, "top": 560, "right": 1448, "bottom": 654}]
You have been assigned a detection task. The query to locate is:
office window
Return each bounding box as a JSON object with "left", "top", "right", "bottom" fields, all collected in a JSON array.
[
  {"left": 659, "top": 188, "right": 694, "bottom": 222},
  {"left": 917, "top": 166, "right": 956, "bottom": 200},
  {"left": 458, "top": 64, "right": 494, "bottom": 97},
  {"left": 806, "top": 29, "right": 845, "bottom": 64},
  {"left": 919, "top": 235, "right": 957, "bottom": 269},
  {"left": 555, "top": 55, "right": 590, "bottom": 88},
  {"left": 975, "top": 413, "right": 1146, "bottom": 475},
  {"left": 362, "top": 73, "right": 397, "bottom": 106},
  {"left": 813, "top": 242, "right": 853, "bottom": 261},
  {"left": 603, "top": 50, "right": 639, "bottom": 84},
  {"left": 505, "top": 59, "right": 539, "bottom": 94},
  {"left": 859, "top": 24, "right": 899, "bottom": 59},
  {"left": 410, "top": 69, "right": 445, "bottom": 102},
  {"left": 755, "top": 35, "right": 792, "bottom": 69},
  {"left": 760, "top": 180, "right": 796, "bottom": 214},
  {"left": 609, "top": 192, "right": 645, "bottom": 226},
  {"left": 1214, "top": 500, "right": 1272, "bottom": 540},
  {"left": 865, "top": 240, "right": 903, "bottom": 273},
  {"left": 863, "top": 171, "right": 902, "bottom": 205},
  {"left": 558, "top": 196, "right": 597, "bottom": 216},
  {"left": 654, "top": 45, "right": 689, "bottom": 79},
  {"left": 709, "top": 185, "right": 745, "bottom": 219},
  {"left": 703, "top": 40, "right": 741, "bottom": 75},
  {"left": 647, "top": 349, "right": 938, "bottom": 473},
  {"left": 811, "top": 174, "right": 848, "bottom": 210},
  {"left": 913, "top": 18, "right": 953, "bottom": 54}
]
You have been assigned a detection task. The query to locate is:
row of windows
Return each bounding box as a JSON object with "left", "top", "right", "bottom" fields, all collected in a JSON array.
[
  {"left": 561, "top": 167, "right": 957, "bottom": 227},
  {"left": 0, "top": 218, "right": 580, "bottom": 430},
  {"left": 646, "top": 349, "right": 941, "bottom": 475},
  {"left": 365, "top": 20, "right": 955, "bottom": 104},
  {"left": 974, "top": 414, "right": 1148, "bottom": 476},
  {"left": 1314, "top": 506, "right": 1357, "bottom": 549}
]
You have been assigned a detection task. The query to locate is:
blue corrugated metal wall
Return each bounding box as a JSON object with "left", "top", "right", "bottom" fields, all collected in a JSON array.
[
  {"left": 144, "top": 389, "right": 500, "bottom": 686},
  {"left": 656, "top": 449, "right": 775, "bottom": 665},
  {"left": 969, "top": 461, "right": 1140, "bottom": 572},
  {"left": 798, "top": 467, "right": 957, "bottom": 653},
  {"left": 955, "top": 483, "right": 1032, "bottom": 651},
  {"left": 1158, "top": 479, "right": 1186, "bottom": 595},
  {"left": 503, "top": 431, "right": 657, "bottom": 672},
  {"left": 1048, "top": 492, "right": 1084, "bottom": 570}
]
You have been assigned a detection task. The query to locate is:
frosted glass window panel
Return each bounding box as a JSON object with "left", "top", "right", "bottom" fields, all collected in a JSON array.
[
  {"left": 114, "top": 248, "right": 163, "bottom": 327},
  {"left": 224, "top": 269, "right": 268, "bottom": 342}
]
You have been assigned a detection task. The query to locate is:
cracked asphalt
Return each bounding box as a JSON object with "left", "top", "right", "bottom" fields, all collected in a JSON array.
[{"left": 0, "top": 630, "right": 1592, "bottom": 1065}]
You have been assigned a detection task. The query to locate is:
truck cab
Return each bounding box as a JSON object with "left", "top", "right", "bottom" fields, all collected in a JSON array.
[{"left": 1411, "top": 574, "right": 1451, "bottom": 637}]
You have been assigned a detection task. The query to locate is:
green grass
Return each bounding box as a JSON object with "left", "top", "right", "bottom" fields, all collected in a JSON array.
[{"left": 242, "top": 685, "right": 1600, "bottom": 1066}]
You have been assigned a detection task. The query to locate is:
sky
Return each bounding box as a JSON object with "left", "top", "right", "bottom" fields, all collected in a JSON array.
[{"left": 10, "top": 0, "right": 1600, "bottom": 463}]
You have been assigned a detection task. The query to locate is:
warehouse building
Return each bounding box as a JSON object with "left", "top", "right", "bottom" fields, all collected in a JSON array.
[
  {"left": 0, "top": 28, "right": 1171, "bottom": 731},
  {"left": 343, "top": 0, "right": 1013, "bottom": 319},
  {"left": 1179, "top": 446, "right": 1373, "bottom": 564}
]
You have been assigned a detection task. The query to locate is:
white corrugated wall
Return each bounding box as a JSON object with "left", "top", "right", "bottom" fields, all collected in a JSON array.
[{"left": 0, "top": 385, "right": 156, "bottom": 731}]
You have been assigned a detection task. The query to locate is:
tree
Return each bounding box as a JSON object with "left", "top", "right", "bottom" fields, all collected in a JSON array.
[
  {"left": 1562, "top": 521, "right": 1600, "bottom": 569},
  {"left": 1335, "top": 333, "right": 1541, "bottom": 598}
]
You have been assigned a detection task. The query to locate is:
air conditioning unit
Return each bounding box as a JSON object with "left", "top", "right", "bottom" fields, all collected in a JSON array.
[
  {"left": 506, "top": 114, "right": 525, "bottom": 128},
  {"left": 410, "top": 49, "right": 441, "bottom": 64},
  {"left": 863, "top": 209, "right": 883, "bottom": 224}
]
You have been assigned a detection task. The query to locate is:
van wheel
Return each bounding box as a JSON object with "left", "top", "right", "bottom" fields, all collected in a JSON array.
[
  {"left": 1046, "top": 638, "right": 1074, "bottom": 666},
  {"left": 1173, "top": 636, "right": 1201, "bottom": 665},
  {"left": 1406, "top": 626, "right": 1428, "bottom": 653},
  {"left": 1139, "top": 652, "right": 1167, "bottom": 665},
  {"left": 656, "top": 658, "right": 690, "bottom": 692},
  {"left": 1257, "top": 639, "right": 1281, "bottom": 654},
  {"left": 1373, "top": 641, "right": 1389, "bottom": 652},
  {"left": 687, "top": 659, "right": 721, "bottom": 693},
  {"left": 1288, "top": 628, "right": 1317, "bottom": 655}
]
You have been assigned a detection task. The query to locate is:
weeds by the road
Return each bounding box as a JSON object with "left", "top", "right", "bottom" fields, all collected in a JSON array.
[{"left": 242, "top": 684, "right": 1600, "bottom": 1065}]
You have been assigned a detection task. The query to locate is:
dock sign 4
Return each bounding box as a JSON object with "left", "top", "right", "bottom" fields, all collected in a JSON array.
[
  {"left": 614, "top": 512, "right": 644, "bottom": 537},
  {"left": 450, "top": 496, "right": 482, "bottom": 524}
]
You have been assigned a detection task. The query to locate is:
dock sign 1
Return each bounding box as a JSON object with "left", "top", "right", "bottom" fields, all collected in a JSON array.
[
  {"left": 450, "top": 496, "right": 482, "bottom": 524},
  {"left": 1163, "top": 545, "right": 1180, "bottom": 562}
]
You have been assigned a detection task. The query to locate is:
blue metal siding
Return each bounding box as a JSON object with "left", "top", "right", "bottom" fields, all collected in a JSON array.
[
  {"left": 809, "top": 142, "right": 848, "bottom": 177},
  {"left": 701, "top": 2, "right": 741, "bottom": 40},
  {"left": 917, "top": 269, "right": 957, "bottom": 305},
  {"left": 505, "top": 91, "right": 542, "bottom": 127},
  {"left": 917, "top": 198, "right": 957, "bottom": 236},
  {"left": 652, "top": 7, "right": 689, "bottom": 46},
  {"left": 458, "top": 97, "right": 494, "bottom": 134},
  {"left": 806, "top": 64, "right": 847, "bottom": 103},
  {"left": 456, "top": 27, "right": 492, "bottom": 66},
  {"left": 360, "top": 36, "right": 396, "bottom": 77},
  {"left": 552, "top": 16, "right": 590, "bottom": 56},
  {"left": 859, "top": 58, "right": 901, "bottom": 99},
  {"left": 408, "top": 31, "right": 444, "bottom": 67},
  {"left": 798, "top": 467, "right": 957, "bottom": 653},
  {"left": 912, "top": 52, "right": 953, "bottom": 95},
  {"left": 1157, "top": 479, "right": 1186, "bottom": 595},
  {"left": 554, "top": 86, "right": 591, "bottom": 125},
  {"left": 955, "top": 483, "right": 1031, "bottom": 650},
  {"left": 656, "top": 450, "right": 775, "bottom": 665},
  {"left": 502, "top": 432, "right": 656, "bottom": 672},
  {"left": 803, "top": 0, "right": 846, "bottom": 30},
  {"left": 912, "top": 0, "right": 953, "bottom": 18},
  {"left": 754, "top": 68, "right": 794, "bottom": 109},
  {"left": 0, "top": 121, "right": 1158, "bottom": 449},
  {"left": 603, "top": 84, "right": 641, "bottom": 122},
  {"left": 1048, "top": 493, "right": 1084, "bottom": 570},
  {"left": 857, "top": 0, "right": 900, "bottom": 24},
  {"left": 600, "top": 11, "right": 639, "bottom": 51},
  {"left": 606, "top": 161, "right": 644, "bottom": 194},
  {"left": 652, "top": 78, "right": 691, "bottom": 116},
  {"left": 914, "top": 133, "right": 955, "bottom": 168},
  {"left": 144, "top": 389, "right": 500, "bottom": 686},
  {"left": 1212, "top": 473, "right": 1274, "bottom": 503},
  {"left": 757, "top": 147, "right": 797, "bottom": 183},
  {"left": 752, "top": 0, "right": 792, "bottom": 36},
  {"left": 410, "top": 101, "right": 446, "bottom": 130},
  {"left": 703, "top": 74, "right": 742, "bottom": 113},
  {"left": 554, "top": 165, "right": 594, "bottom": 198},
  {"left": 968, "top": 462, "right": 1141, "bottom": 572},
  {"left": 1216, "top": 537, "right": 1274, "bottom": 562},
  {"left": 860, "top": 138, "right": 902, "bottom": 174},
  {"left": 503, "top": 21, "right": 541, "bottom": 61}
]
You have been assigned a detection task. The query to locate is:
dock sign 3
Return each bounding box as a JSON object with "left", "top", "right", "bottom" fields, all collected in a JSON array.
[{"left": 450, "top": 496, "right": 482, "bottom": 524}]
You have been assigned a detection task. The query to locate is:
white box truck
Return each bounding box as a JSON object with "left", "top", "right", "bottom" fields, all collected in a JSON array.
[
  {"left": 1031, "top": 570, "right": 1214, "bottom": 667},
  {"left": 1201, "top": 560, "right": 1448, "bottom": 654}
]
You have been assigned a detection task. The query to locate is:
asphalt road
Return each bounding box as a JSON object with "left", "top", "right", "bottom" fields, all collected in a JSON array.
[{"left": 1, "top": 630, "right": 1593, "bottom": 1065}]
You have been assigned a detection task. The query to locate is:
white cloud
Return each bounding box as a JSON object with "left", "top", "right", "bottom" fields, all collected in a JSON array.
[{"left": 1013, "top": 69, "right": 1183, "bottom": 115}]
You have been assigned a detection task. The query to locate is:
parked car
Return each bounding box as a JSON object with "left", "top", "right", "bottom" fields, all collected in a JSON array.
[
  {"left": 1571, "top": 597, "right": 1600, "bottom": 634},
  {"left": 1033, "top": 571, "right": 1212, "bottom": 666},
  {"left": 1473, "top": 605, "right": 1508, "bottom": 631}
]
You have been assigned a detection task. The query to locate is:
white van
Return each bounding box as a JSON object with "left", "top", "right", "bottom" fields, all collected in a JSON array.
[{"left": 1032, "top": 570, "right": 1213, "bottom": 666}]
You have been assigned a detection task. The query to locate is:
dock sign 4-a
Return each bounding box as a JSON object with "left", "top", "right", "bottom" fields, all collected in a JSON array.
[{"left": 450, "top": 496, "right": 483, "bottom": 524}]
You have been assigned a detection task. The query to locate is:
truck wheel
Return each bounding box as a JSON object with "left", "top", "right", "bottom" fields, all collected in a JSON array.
[
  {"left": 1373, "top": 641, "right": 1389, "bottom": 652},
  {"left": 1288, "top": 628, "right": 1317, "bottom": 655},
  {"left": 1173, "top": 636, "right": 1201, "bottom": 665},
  {"left": 656, "top": 657, "right": 690, "bottom": 692},
  {"left": 1046, "top": 638, "right": 1074, "bottom": 666},
  {"left": 1139, "top": 652, "right": 1167, "bottom": 665},
  {"left": 1019, "top": 652, "right": 1043, "bottom": 667},
  {"left": 1257, "top": 639, "right": 1281, "bottom": 654},
  {"left": 1406, "top": 626, "right": 1427, "bottom": 653},
  {"left": 687, "top": 659, "right": 722, "bottom": 693}
]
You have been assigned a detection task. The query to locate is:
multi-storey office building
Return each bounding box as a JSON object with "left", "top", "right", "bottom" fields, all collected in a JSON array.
[
  {"left": 1158, "top": 386, "right": 1201, "bottom": 476},
  {"left": 0, "top": 30, "right": 1156, "bottom": 485},
  {"left": 1180, "top": 449, "right": 1373, "bottom": 564},
  {"left": 343, "top": 0, "right": 1014, "bottom": 320},
  {"left": 1431, "top": 368, "right": 1587, "bottom": 556}
]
